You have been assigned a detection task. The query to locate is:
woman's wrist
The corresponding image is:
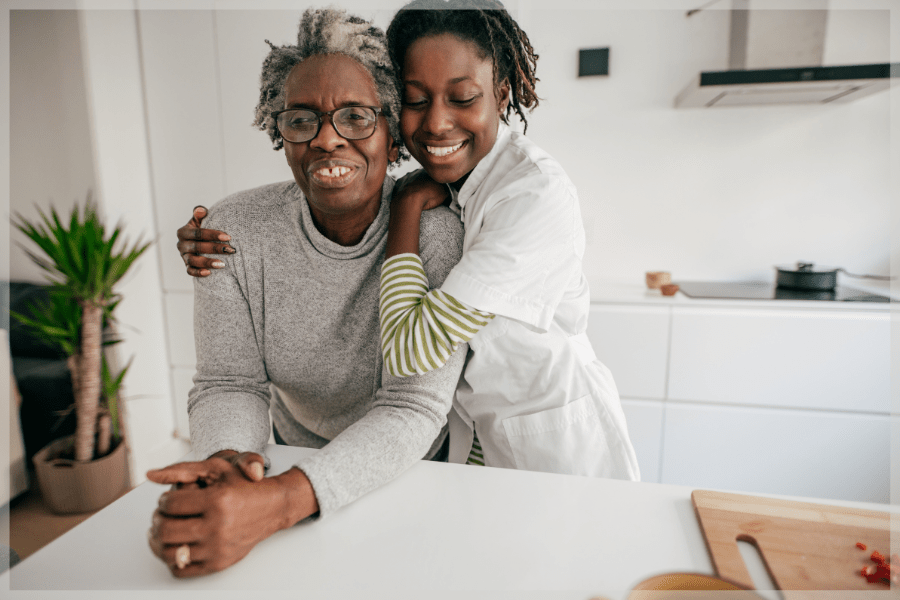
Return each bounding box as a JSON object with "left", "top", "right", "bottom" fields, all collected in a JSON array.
[
  {"left": 392, "top": 181, "right": 431, "bottom": 212},
  {"left": 209, "top": 449, "right": 238, "bottom": 459},
  {"left": 274, "top": 466, "right": 320, "bottom": 529},
  {"left": 385, "top": 200, "right": 423, "bottom": 258},
  {"left": 392, "top": 191, "right": 427, "bottom": 216}
]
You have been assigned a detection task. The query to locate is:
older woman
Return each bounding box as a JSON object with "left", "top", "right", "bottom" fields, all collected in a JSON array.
[{"left": 146, "top": 8, "right": 464, "bottom": 578}]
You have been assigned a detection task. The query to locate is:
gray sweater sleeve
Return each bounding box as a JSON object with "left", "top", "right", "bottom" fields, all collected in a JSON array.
[
  {"left": 292, "top": 352, "right": 465, "bottom": 516},
  {"left": 188, "top": 237, "right": 273, "bottom": 463},
  {"left": 292, "top": 209, "right": 466, "bottom": 516}
]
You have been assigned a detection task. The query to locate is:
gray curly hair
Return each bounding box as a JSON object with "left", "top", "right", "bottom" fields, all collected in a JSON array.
[{"left": 252, "top": 7, "right": 407, "bottom": 163}]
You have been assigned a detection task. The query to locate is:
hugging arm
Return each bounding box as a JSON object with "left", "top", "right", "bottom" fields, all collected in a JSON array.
[
  {"left": 380, "top": 255, "right": 493, "bottom": 377},
  {"left": 176, "top": 173, "right": 448, "bottom": 279},
  {"left": 380, "top": 171, "right": 494, "bottom": 378}
]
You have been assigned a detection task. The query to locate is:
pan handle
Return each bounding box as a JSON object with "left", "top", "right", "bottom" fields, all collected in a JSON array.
[{"left": 837, "top": 268, "right": 894, "bottom": 281}]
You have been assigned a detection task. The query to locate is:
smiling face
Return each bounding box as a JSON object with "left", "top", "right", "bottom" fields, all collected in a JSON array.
[
  {"left": 400, "top": 34, "right": 509, "bottom": 188},
  {"left": 283, "top": 53, "right": 399, "bottom": 240}
]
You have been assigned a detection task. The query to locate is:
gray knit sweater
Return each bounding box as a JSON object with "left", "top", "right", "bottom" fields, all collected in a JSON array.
[{"left": 189, "top": 177, "right": 465, "bottom": 517}]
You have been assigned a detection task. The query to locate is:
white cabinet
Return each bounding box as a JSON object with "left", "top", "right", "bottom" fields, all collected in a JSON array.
[
  {"left": 619, "top": 399, "right": 664, "bottom": 484},
  {"left": 588, "top": 304, "right": 668, "bottom": 483},
  {"left": 668, "top": 307, "right": 890, "bottom": 412},
  {"left": 587, "top": 305, "right": 669, "bottom": 400},
  {"left": 661, "top": 402, "right": 891, "bottom": 503},
  {"left": 587, "top": 295, "right": 891, "bottom": 502}
]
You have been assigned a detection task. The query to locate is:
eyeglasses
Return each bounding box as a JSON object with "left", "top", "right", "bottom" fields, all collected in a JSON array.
[{"left": 273, "top": 106, "right": 383, "bottom": 143}]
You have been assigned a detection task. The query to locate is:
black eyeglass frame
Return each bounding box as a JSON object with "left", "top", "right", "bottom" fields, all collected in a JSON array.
[{"left": 272, "top": 106, "right": 384, "bottom": 143}]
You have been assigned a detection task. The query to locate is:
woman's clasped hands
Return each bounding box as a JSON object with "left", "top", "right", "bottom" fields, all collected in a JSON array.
[{"left": 146, "top": 451, "right": 318, "bottom": 578}]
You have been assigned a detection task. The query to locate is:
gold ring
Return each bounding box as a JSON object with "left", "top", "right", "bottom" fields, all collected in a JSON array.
[{"left": 175, "top": 544, "right": 191, "bottom": 569}]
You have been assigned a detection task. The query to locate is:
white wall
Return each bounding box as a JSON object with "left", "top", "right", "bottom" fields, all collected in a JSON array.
[
  {"left": 9, "top": 10, "right": 95, "bottom": 284},
  {"left": 77, "top": 9, "right": 180, "bottom": 483},
  {"left": 521, "top": 6, "right": 893, "bottom": 288}
]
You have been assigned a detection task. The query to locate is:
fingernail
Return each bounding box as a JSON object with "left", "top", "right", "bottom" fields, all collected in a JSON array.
[
  {"left": 211, "top": 260, "right": 225, "bottom": 268},
  {"left": 223, "top": 246, "right": 236, "bottom": 254},
  {"left": 219, "top": 234, "right": 231, "bottom": 241},
  {"left": 200, "top": 270, "right": 210, "bottom": 276},
  {"left": 250, "top": 463, "right": 264, "bottom": 480}
]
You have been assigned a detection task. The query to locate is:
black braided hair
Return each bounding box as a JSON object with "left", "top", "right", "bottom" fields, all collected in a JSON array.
[
  {"left": 252, "top": 7, "right": 408, "bottom": 163},
  {"left": 386, "top": 0, "right": 540, "bottom": 132}
]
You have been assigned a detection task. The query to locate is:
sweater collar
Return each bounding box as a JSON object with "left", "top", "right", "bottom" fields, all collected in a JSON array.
[{"left": 296, "top": 177, "right": 395, "bottom": 260}]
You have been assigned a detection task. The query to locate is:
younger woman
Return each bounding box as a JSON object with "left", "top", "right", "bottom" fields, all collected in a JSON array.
[{"left": 376, "top": 0, "right": 638, "bottom": 479}]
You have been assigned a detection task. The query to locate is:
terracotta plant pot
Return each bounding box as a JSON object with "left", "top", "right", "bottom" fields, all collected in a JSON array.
[{"left": 32, "top": 435, "right": 130, "bottom": 514}]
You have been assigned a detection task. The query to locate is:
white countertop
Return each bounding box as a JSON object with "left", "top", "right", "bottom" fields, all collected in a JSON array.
[
  {"left": 590, "top": 280, "right": 895, "bottom": 310},
  {"left": 4, "top": 445, "right": 896, "bottom": 599}
]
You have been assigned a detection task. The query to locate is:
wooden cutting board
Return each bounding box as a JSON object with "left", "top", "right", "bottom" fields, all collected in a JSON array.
[{"left": 691, "top": 490, "right": 895, "bottom": 597}]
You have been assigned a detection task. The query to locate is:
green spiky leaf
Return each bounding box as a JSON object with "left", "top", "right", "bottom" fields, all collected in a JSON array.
[
  {"left": 101, "top": 356, "right": 131, "bottom": 440},
  {"left": 13, "top": 197, "right": 150, "bottom": 309}
]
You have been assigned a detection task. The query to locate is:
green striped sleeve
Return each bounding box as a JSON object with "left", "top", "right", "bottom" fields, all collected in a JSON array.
[{"left": 379, "top": 253, "right": 495, "bottom": 378}]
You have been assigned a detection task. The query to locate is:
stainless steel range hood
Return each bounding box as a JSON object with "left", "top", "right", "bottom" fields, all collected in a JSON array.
[
  {"left": 675, "top": 63, "right": 896, "bottom": 107},
  {"left": 675, "top": 4, "right": 897, "bottom": 108}
]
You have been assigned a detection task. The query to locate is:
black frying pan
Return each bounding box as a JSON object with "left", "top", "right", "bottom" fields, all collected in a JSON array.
[{"left": 775, "top": 262, "right": 892, "bottom": 291}]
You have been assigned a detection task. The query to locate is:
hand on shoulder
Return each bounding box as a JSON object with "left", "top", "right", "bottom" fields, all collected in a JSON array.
[
  {"left": 392, "top": 169, "right": 450, "bottom": 212},
  {"left": 176, "top": 206, "right": 235, "bottom": 278}
]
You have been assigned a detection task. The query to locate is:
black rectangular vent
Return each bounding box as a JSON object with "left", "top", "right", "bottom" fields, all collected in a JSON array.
[{"left": 578, "top": 47, "right": 609, "bottom": 77}]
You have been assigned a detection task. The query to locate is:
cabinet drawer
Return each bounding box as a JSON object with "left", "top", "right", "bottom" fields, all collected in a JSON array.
[
  {"left": 660, "top": 402, "right": 890, "bottom": 503},
  {"left": 668, "top": 307, "right": 889, "bottom": 412},
  {"left": 587, "top": 305, "right": 669, "bottom": 400}
]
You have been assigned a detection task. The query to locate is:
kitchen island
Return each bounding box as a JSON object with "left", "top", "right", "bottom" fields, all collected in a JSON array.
[{"left": 4, "top": 444, "right": 896, "bottom": 599}]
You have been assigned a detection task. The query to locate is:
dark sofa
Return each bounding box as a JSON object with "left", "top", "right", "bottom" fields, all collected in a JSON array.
[{"left": 4, "top": 281, "right": 77, "bottom": 469}]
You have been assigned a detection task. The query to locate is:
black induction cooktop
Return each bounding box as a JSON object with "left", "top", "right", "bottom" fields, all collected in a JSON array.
[{"left": 675, "top": 281, "right": 891, "bottom": 303}]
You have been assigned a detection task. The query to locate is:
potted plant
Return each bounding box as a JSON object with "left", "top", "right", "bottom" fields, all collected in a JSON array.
[{"left": 11, "top": 199, "right": 149, "bottom": 513}]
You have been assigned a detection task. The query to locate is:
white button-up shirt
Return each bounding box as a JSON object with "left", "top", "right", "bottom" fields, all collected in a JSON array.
[{"left": 441, "top": 124, "right": 640, "bottom": 480}]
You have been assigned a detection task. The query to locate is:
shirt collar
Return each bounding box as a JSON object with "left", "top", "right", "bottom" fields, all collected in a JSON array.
[
  {"left": 447, "top": 185, "right": 462, "bottom": 217},
  {"left": 455, "top": 122, "right": 512, "bottom": 211}
]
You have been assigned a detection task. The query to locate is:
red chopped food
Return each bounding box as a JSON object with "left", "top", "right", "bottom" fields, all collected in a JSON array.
[
  {"left": 863, "top": 565, "right": 892, "bottom": 585},
  {"left": 856, "top": 545, "right": 898, "bottom": 586}
]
